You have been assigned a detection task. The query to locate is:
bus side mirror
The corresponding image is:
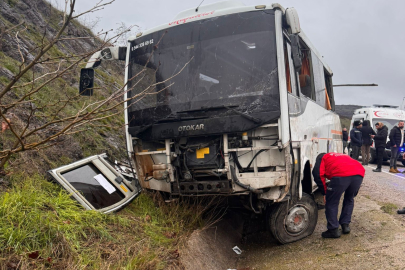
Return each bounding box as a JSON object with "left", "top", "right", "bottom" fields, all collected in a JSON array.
[
  {"left": 79, "top": 68, "right": 95, "bottom": 96},
  {"left": 285, "top": 7, "right": 301, "bottom": 34},
  {"left": 290, "top": 34, "right": 302, "bottom": 71}
]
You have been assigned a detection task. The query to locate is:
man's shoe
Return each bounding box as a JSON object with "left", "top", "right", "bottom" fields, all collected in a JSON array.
[
  {"left": 321, "top": 228, "right": 341, "bottom": 238},
  {"left": 373, "top": 168, "right": 382, "bottom": 172},
  {"left": 341, "top": 224, "right": 350, "bottom": 234},
  {"left": 389, "top": 167, "right": 397, "bottom": 173},
  {"left": 397, "top": 209, "right": 405, "bottom": 214},
  {"left": 394, "top": 168, "right": 400, "bottom": 173}
]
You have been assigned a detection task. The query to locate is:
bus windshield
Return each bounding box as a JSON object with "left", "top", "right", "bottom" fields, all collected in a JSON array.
[{"left": 127, "top": 10, "right": 279, "bottom": 129}]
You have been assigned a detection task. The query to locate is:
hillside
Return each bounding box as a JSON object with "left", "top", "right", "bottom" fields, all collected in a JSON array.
[
  {"left": 335, "top": 104, "right": 362, "bottom": 129},
  {"left": 0, "top": 1, "right": 202, "bottom": 269},
  {"left": 0, "top": 0, "right": 128, "bottom": 174},
  {"left": 335, "top": 105, "right": 362, "bottom": 119}
]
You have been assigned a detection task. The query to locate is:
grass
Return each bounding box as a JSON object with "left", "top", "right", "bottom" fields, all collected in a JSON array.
[
  {"left": 380, "top": 202, "right": 398, "bottom": 215},
  {"left": 0, "top": 174, "right": 206, "bottom": 269}
]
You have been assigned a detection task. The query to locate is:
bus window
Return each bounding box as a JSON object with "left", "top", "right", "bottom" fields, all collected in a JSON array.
[
  {"left": 298, "top": 49, "right": 313, "bottom": 100},
  {"left": 311, "top": 53, "right": 327, "bottom": 108},
  {"left": 325, "top": 71, "right": 334, "bottom": 111},
  {"left": 284, "top": 41, "right": 298, "bottom": 96}
]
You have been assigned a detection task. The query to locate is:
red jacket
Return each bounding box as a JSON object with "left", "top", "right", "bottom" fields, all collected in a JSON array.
[{"left": 312, "top": 153, "right": 365, "bottom": 195}]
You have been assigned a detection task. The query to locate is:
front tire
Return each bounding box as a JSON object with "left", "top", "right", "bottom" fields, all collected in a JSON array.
[{"left": 267, "top": 193, "right": 318, "bottom": 244}]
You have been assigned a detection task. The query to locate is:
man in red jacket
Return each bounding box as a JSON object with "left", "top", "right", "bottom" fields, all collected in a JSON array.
[{"left": 312, "top": 152, "right": 365, "bottom": 238}]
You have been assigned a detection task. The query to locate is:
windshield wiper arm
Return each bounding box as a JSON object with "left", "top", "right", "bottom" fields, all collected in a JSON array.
[
  {"left": 177, "top": 105, "right": 238, "bottom": 114},
  {"left": 178, "top": 105, "right": 262, "bottom": 124}
]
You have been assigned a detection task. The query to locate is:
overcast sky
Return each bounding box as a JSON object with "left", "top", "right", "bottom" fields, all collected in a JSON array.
[{"left": 56, "top": 0, "right": 405, "bottom": 106}]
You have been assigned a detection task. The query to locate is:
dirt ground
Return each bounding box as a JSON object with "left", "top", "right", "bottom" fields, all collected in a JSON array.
[
  {"left": 238, "top": 163, "right": 405, "bottom": 270},
  {"left": 181, "top": 162, "right": 405, "bottom": 270}
]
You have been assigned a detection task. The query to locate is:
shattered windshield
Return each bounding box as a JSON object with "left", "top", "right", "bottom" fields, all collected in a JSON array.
[{"left": 127, "top": 10, "right": 279, "bottom": 128}]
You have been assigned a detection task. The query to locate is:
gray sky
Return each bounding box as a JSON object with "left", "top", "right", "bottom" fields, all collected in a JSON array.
[{"left": 58, "top": 0, "right": 405, "bottom": 106}]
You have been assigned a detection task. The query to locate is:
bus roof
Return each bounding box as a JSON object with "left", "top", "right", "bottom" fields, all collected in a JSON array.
[{"left": 127, "top": 1, "right": 333, "bottom": 74}]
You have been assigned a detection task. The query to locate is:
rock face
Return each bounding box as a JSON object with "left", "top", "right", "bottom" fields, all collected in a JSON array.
[
  {"left": 0, "top": 0, "right": 95, "bottom": 59},
  {"left": 0, "top": 0, "right": 126, "bottom": 174}
]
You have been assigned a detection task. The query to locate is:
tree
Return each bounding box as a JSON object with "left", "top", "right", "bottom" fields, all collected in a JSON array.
[{"left": 0, "top": 0, "right": 162, "bottom": 171}]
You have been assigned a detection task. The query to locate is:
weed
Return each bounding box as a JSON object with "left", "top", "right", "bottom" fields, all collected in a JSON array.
[{"left": 380, "top": 203, "right": 398, "bottom": 215}]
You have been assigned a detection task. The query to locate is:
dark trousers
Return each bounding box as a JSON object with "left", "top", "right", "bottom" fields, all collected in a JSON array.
[
  {"left": 376, "top": 147, "right": 384, "bottom": 169},
  {"left": 351, "top": 145, "right": 361, "bottom": 161},
  {"left": 390, "top": 146, "right": 400, "bottom": 169},
  {"left": 325, "top": 175, "right": 363, "bottom": 230},
  {"left": 343, "top": 141, "right": 348, "bottom": 153}
]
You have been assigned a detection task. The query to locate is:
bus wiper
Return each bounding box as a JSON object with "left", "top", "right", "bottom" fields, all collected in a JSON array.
[
  {"left": 177, "top": 105, "right": 238, "bottom": 113},
  {"left": 178, "top": 105, "right": 262, "bottom": 124}
]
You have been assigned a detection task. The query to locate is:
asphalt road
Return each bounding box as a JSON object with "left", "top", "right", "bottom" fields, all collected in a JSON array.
[{"left": 238, "top": 160, "right": 405, "bottom": 270}]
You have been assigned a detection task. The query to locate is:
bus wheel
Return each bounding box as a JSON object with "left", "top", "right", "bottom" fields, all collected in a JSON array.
[{"left": 267, "top": 193, "right": 318, "bottom": 244}]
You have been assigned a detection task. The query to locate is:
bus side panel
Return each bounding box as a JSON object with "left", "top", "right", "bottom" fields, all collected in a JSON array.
[{"left": 289, "top": 97, "right": 342, "bottom": 191}]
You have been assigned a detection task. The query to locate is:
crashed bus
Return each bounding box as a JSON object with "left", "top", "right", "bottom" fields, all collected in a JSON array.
[{"left": 53, "top": 1, "right": 342, "bottom": 244}]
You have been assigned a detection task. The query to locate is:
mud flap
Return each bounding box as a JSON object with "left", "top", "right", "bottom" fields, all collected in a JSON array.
[{"left": 48, "top": 154, "right": 140, "bottom": 213}]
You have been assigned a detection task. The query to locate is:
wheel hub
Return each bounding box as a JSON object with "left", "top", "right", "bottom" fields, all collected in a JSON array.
[{"left": 285, "top": 206, "right": 309, "bottom": 234}]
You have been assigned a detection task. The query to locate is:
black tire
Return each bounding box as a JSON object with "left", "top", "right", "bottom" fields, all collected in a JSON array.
[
  {"left": 268, "top": 193, "right": 318, "bottom": 244},
  {"left": 402, "top": 161, "right": 405, "bottom": 167},
  {"left": 369, "top": 148, "right": 377, "bottom": 164}
]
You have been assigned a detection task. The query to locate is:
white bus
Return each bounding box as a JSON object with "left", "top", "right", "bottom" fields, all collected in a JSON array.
[
  {"left": 53, "top": 1, "right": 342, "bottom": 244},
  {"left": 349, "top": 105, "right": 405, "bottom": 165}
]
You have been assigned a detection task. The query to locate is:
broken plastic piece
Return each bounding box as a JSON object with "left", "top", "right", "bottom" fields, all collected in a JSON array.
[{"left": 232, "top": 246, "right": 242, "bottom": 254}]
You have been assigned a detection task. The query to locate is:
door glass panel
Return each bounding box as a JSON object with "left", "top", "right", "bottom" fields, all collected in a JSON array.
[{"left": 62, "top": 164, "right": 125, "bottom": 209}]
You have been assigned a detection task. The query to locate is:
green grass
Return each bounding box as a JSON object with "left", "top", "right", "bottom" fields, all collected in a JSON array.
[
  {"left": 0, "top": 174, "right": 117, "bottom": 267},
  {"left": 0, "top": 174, "right": 205, "bottom": 269},
  {"left": 380, "top": 202, "right": 398, "bottom": 215}
]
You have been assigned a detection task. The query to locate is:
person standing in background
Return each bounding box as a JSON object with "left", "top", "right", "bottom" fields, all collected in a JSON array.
[
  {"left": 371, "top": 122, "right": 388, "bottom": 172},
  {"left": 350, "top": 121, "right": 362, "bottom": 161},
  {"left": 360, "top": 120, "right": 376, "bottom": 165},
  {"left": 342, "top": 128, "right": 348, "bottom": 154},
  {"left": 388, "top": 120, "right": 405, "bottom": 173}
]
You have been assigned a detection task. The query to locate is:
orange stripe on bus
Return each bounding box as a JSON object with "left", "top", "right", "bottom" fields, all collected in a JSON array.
[{"left": 331, "top": 130, "right": 343, "bottom": 135}]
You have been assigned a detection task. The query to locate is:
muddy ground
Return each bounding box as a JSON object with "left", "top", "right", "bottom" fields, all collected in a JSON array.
[
  {"left": 239, "top": 163, "right": 405, "bottom": 270},
  {"left": 182, "top": 162, "right": 405, "bottom": 270}
]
